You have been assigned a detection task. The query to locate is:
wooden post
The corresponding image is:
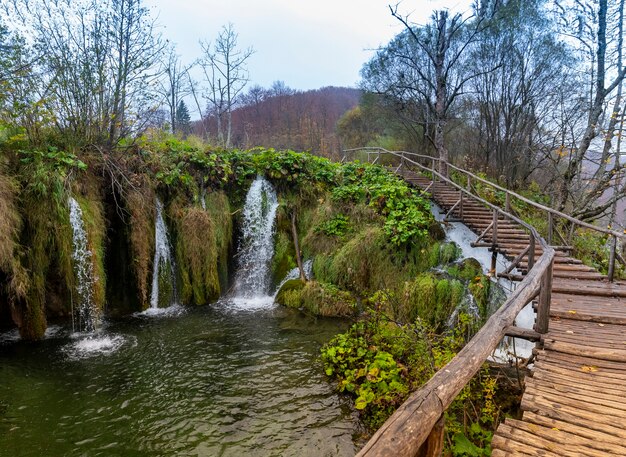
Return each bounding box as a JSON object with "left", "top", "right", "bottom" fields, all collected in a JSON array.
[
  {"left": 492, "top": 210, "right": 498, "bottom": 247},
  {"left": 459, "top": 193, "right": 464, "bottom": 219},
  {"left": 535, "top": 258, "right": 554, "bottom": 334},
  {"left": 432, "top": 158, "right": 436, "bottom": 181},
  {"left": 416, "top": 415, "right": 445, "bottom": 457},
  {"left": 608, "top": 235, "right": 617, "bottom": 282},
  {"left": 528, "top": 234, "right": 535, "bottom": 270},
  {"left": 505, "top": 192, "right": 511, "bottom": 213},
  {"left": 547, "top": 212, "right": 553, "bottom": 245},
  {"left": 466, "top": 175, "right": 471, "bottom": 191}
]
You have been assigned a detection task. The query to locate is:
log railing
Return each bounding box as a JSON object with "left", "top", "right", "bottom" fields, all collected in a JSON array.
[
  {"left": 343, "top": 147, "right": 626, "bottom": 282},
  {"left": 340, "top": 147, "right": 557, "bottom": 456}
]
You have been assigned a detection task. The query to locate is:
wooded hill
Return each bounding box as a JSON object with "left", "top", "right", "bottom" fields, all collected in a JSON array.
[{"left": 194, "top": 86, "right": 360, "bottom": 156}]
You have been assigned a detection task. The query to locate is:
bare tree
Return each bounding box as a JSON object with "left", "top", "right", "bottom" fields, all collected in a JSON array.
[
  {"left": 4, "top": 0, "right": 164, "bottom": 148},
  {"left": 199, "top": 23, "right": 254, "bottom": 147},
  {"left": 156, "top": 45, "right": 192, "bottom": 134},
  {"left": 388, "top": 4, "right": 496, "bottom": 175},
  {"left": 554, "top": 0, "right": 626, "bottom": 216}
]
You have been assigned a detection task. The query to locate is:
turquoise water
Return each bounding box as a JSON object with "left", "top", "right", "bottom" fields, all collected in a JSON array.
[{"left": 0, "top": 303, "right": 360, "bottom": 456}]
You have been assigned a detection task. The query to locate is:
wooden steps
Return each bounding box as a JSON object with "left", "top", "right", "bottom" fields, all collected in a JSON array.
[{"left": 394, "top": 169, "right": 626, "bottom": 456}]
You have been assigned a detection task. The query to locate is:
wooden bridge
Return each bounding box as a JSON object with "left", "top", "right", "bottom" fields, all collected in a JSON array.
[{"left": 342, "top": 148, "right": 626, "bottom": 457}]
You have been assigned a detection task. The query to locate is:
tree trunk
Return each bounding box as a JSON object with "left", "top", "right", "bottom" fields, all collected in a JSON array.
[{"left": 291, "top": 211, "right": 306, "bottom": 282}]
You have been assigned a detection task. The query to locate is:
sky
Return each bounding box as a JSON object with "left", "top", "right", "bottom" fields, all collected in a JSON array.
[{"left": 145, "top": 0, "right": 473, "bottom": 92}]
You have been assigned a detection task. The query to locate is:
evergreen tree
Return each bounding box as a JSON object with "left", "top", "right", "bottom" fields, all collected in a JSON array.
[{"left": 176, "top": 100, "right": 191, "bottom": 136}]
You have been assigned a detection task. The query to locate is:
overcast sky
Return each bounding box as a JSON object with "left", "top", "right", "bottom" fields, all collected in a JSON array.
[{"left": 145, "top": 0, "right": 473, "bottom": 91}]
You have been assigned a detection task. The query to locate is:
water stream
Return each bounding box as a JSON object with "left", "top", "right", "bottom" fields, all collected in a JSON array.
[
  {"left": 149, "top": 197, "right": 177, "bottom": 310},
  {"left": 431, "top": 203, "right": 534, "bottom": 360},
  {"left": 68, "top": 197, "right": 99, "bottom": 332},
  {"left": 231, "top": 176, "right": 279, "bottom": 308}
]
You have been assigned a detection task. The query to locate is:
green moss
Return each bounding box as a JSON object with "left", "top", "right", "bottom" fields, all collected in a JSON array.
[
  {"left": 449, "top": 258, "right": 483, "bottom": 281},
  {"left": 75, "top": 194, "right": 106, "bottom": 315},
  {"left": 275, "top": 279, "right": 305, "bottom": 308},
  {"left": 439, "top": 242, "right": 462, "bottom": 264},
  {"left": 271, "top": 231, "right": 296, "bottom": 285},
  {"left": 469, "top": 276, "right": 491, "bottom": 318},
  {"left": 276, "top": 279, "right": 356, "bottom": 317},
  {"left": 171, "top": 201, "right": 220, "bottom": 306},
  {"left": 126, "top": 188, "right": 155, "bottom": 308},
  {"left": 402, "top": 273, "right": 465, "bottom": 328},
  {"left": 300, "top": 281, "right": 356, "bottom": 317},
  {"left": 204, "top": 191, "right": 233, "bottom": 290}
]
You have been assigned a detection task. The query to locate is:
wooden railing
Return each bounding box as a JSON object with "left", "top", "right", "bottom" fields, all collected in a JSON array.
[
  {"left": 341, "top": 147, "right": 557, "bottom": 456},
  {"left": 343, "top": 147, "right": 626, "bottom": 282}
]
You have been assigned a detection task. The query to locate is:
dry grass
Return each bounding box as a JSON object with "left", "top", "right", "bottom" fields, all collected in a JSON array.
[{"left": 126, "top": 188, "right": 155, "bottom": 307}]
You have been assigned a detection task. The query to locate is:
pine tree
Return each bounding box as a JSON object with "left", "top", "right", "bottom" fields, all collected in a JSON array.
[{"left": 176, "top": 100, "right": 191, "bottom": 136}]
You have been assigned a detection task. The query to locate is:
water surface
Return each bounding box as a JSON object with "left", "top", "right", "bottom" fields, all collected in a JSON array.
[{"left": 0, "top": 303, "right": 359, "bottom": 456}]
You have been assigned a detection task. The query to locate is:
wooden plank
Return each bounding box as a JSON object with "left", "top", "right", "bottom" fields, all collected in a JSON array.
[
  {"left": 522, "top": 411, "right": 626, "bottom": 449},
  {"left": 535, "top": 348, "right": 626, "bottom": 372},
  {"left": 526, "top": 377, "right": 626, "bottom": 411},
  {"left": 494, "top": 423, "right": 591, "bottom": 457},
  {"left": 543, "top": 340, "right": 626, "bottom": 362},
  {"left": 504, "top": 418, "right": 622, "bottom": 457},
  {"left": 522, "top": 392, "right": 626, "bottom": 427}
]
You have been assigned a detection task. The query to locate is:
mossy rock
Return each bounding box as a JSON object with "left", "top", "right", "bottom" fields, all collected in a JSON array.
[
  {"left": 275, "top": 279, "right": 306, "bottom": 308},
  {"left": 271, "top": 231, "right": 296, "bottom": 286},
  {"left": 449, "top": 257, "right": 483, "bottom": 281},
  {"left": 439, "top": 242, "right": 462, "bottom": 264},
  {"left": 276, "top": 280, "right": 356, "bottom": 317},
  {"left": 402, "top": 273, "right": 465, "bottom": 328},
  {"left": 300, "top": 281, "right": 356, "bottom": 317},
  {"left": 428, "top": 220, "right": 446, "bottom": 241}
]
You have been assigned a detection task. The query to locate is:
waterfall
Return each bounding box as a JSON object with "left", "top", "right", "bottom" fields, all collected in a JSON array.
[
  {"left": 150, "top": 197, "right": 177, "bottom": 308},
  {"left": 68, "top": 197, "right": 99, "bottom": 332},
  {"left": 233, "top": 176, "right": 279, "bottom": 299}
]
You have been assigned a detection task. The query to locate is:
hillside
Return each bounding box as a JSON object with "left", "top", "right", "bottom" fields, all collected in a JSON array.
[{"left": 194, "top": 86, "right": 360, "bottom": 156}]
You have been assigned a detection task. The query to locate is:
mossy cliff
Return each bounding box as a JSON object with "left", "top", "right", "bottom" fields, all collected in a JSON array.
[{"left": 0, "top": 135, "right": 494, "bottom": 341}]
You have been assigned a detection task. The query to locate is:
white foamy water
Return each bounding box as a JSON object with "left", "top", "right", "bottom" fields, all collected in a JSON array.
[
  {"left": 63, "top": 333, "right": 134, "bottom": 360},
  {"left": 232, "top": 176, "right": 280, "bottom": 304},
  {"left": 68, "top": 197, "right": 100, "bottom": 332},
  {"left": 150, "top": 197, "right": 177, "bottom": 309},
  {"left": 136, "top": 304, "right": 186, "bottom": 318},
  {"left": 431, "top": 204, "right": 534, "bottom": 361}
]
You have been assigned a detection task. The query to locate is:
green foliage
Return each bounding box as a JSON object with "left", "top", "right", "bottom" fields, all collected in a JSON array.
[
  {"left": 321, "top": 305, "right": 496, "bottom": 432},
  {"left": 315, "top": 214, "right": 351, "bottom": 237}
]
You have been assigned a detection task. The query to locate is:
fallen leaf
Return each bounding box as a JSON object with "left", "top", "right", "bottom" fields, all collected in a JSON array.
[
  {"left": 568, "top": 310, "right": 577, "bottom": 315},
  {"left": 565, "top": 330, "right": 574, "bottom": 334},
  {"left": 598, "top": 323, "right": 605, "bottom": 327},
  {"left": 581, "top": 365, "right": 598, "bottom": 373},
  {"left": 551, "top": 427, "right": 560, "bottom": 432}
]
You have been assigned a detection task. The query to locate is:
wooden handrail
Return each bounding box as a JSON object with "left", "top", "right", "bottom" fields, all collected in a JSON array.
[
  {"left": 344, "top": 147, "right": 624, "bottom": 281},
  {"left": 343, "top": 147, "right": 626, "bottom": 241},
  {"left": 357, "top": 251, "right": 554, "bottom": 457},
  {"left": 340, "top": 147, "right": 558, "bottom": 456}
]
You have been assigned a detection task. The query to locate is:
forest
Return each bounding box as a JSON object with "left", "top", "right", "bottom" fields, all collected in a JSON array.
[{"left": 0, "top": 0, "right": 625, "bottom": 456}]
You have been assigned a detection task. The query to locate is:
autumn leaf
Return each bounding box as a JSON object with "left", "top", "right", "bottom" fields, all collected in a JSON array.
[
  {"left": 567, "top": 310, "right": 577, "bottom": 315},
  {"left": 580, "top": 365, "right": 598, "bottom": 373}
]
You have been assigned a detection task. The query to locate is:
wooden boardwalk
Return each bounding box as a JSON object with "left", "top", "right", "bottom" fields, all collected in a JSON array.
[{"left": 401, "top": 171, "right": 626, "bottom": 456}]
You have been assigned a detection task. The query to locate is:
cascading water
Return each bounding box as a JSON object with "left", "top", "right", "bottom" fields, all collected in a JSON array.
[
  {"left": 232, "top": 176, "right": 279, "bottom": 301},
  {"left": 149, "top": 197, "right": 177, "bottom": 309},
  {"left": 68, "top": 197, "right": 99, "bottom": 332}
]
